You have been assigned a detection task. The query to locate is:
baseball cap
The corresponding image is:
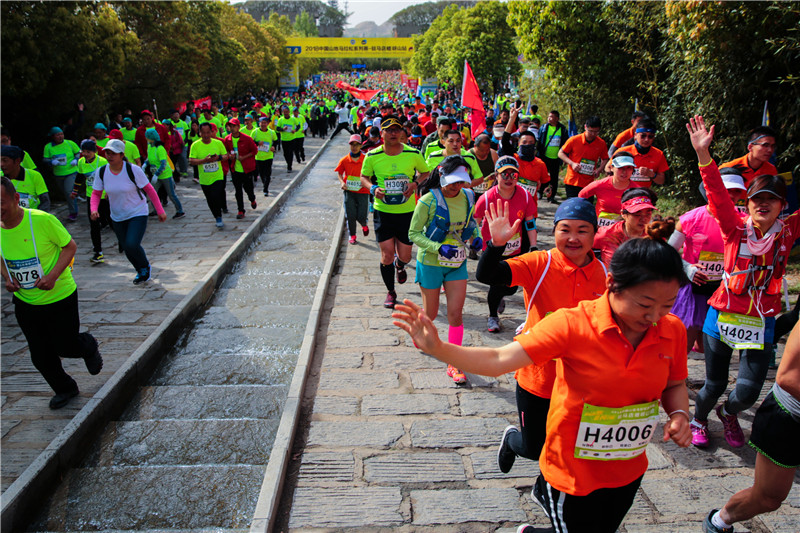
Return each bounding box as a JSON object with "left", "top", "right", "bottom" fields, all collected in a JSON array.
[
  {"left": 621, "top": 195, "right": 657, "bottom": 213},
  {"left": 747, "top": 178, "right": 784, "bottom": 199},
  {"left": 122, "top": 117, "right": 132, "bottom": 123},
  {"left": 721, "top": 174, "right": 746, "bottom": 191},
  {"left": 49, "top": 126, "right": 63, "bottom": 136},
  {"left": 495, "top": 155, "right": 518, "bottom": 173},
  {"left": 349, "top": 134, "right": 362, "bottom": 144},
  {"left": 141, "top": 109, "right": 153, "bottom": 116},
  {"left": 108, "top": 129, "right": 123, "bottom": 140},
  {"left": 440, "top": 165, "right": 471, "bottom": 187},
  {"left": 145, "top": 129, "right": 161, "bottom": 142},
  {"left": 381, "top": 117, "right": 402, "bottom": 130},
  {"left": 611, "top": 153, "right": 636, "bottom": 168},
  {"left": 227, "top": 118, "right": 240, "bottom": 126},
  {"left": 103, "top": 139, "right": 126, "bottom": 154},
  {"left": 80, "top": 139, "right": 97, "bottom": 151},
  {"left": 93, "top": 122, "right": 107, "bottom": 131}
]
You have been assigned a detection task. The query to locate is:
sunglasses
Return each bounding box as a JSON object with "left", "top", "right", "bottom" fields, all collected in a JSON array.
[
  {"left": 499, "top": 172, "right": 519, "bottom": 180},
  {"left": 751, "top": 142, "right": 777, "bottom": 149},
  {"left": 638, "top": 133, "right": 655, "bottom": 139}
]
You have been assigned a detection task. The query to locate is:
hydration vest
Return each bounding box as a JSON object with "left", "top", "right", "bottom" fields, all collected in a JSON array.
[{"left": 425, "top": 188, "right": 477, "bottom": 243}]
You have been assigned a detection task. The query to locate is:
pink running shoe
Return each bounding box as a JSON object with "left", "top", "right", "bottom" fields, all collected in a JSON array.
[
  {"left": 691, "top": 419, "right": 710, "bottom": 448},
  {"left": 716, "top": 405, "right": 745, "bottom": 447}
]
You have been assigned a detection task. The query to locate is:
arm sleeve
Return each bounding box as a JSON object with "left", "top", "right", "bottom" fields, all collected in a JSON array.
[
  {"left": 143, "top": 183, "right": 166, "bottom": 216},
  {"left": 408, "top": 196, "right": 442, "bottom": 254},
  {"left": 90, "top": 189, "right": 103, "bottom": 212},
  {"left": 499, "top": 131, "right": 514, "bottom": 156},
  {"left": 475, "top": 242, "right": 513, "bottom": 286},
  {"left": 700, "top": 161, "right": 742, "bottom": 235}
]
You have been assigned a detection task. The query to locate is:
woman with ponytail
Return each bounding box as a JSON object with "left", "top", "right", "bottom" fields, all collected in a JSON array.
[
  {"left": 686, "top": 115, "right": 800, "bottom": 451},
  {"left": 393, "top": 223, "right": 691, "bottom": 532}
]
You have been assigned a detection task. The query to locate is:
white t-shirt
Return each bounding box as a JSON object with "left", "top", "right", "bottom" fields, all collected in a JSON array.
[
  {"left": 93, "top": 163, "right": 151, "bottom": 222},
  {"left": 336, "top": 107, "right": 350, "bottom": 124}
]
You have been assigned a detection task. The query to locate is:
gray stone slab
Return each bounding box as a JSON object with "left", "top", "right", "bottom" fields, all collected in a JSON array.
[
  {"left": 759, "top": 513, "right": 800, "bottom": 532},
  {"left": 312, "top": 395, "right": 359, "bottom": 415},
  {"left": 362, "top": 393, "right": 450, "bottom": 416},
  {"left": 27, "top": 465, "right": 265, "bottom": 530},
  {"left": 306, "top": 420, "right": 404, "bottom": 448},
  {"left": 320, "top": 351, "right": 364, "bottom": 369},
  {"left": 123, "top": 384, "right": 287, "bottom": 420},
  {"left": 459, "top": 391, "right": 517, "bottom": 415},
  {"left": 364, "top": 451, "right": 466, "bottom": 483},
  {"left": 645, "top": 443, "right": 674, "bottom": 470},
  {"left": 150, "top": 352, "right": 296, "bottom": 386},
  {"left": 670, "top": 439, "right": 758, "bottom": 470},
  {"left": 4, "top": 418, "right": 70, "bottom": 444},
  {"left": 107, "top": 419, "right": 278, "bottom": 466},
  {"left": 642, "top": 475, "right": 755, "bottom": 516},
  {"left": 1, "top": 418, "right": 20, "bottom": 438},
  {"left": 298, "top": 451, "right": 355, "bottom": 482},
  {"left": 409, "top": 370, "right": 464, "bottom": 389},
  {"left": 289, "top": 486, "right": 403, "bottom": 528},
  {"left": 330, "top": 305, "right": 389, "bottom": 318},
  {"left": 327, "top": 318, "right": 366, "bottom": 332},
  {"left": 410, "top": 418, "right": 511, "bottom": 448},
  {"left": 325, "top": 331, "right": 399, "bottom": 348},
  {"left": 318, "top": 371, "right": 399, "bottom": 391},
  {"left": 373, "top": 349, "right": 444, "bottom": 370},
  {"left": 0, "top": 446, "right": 46, "bottom": 478},
  {"left": 470, "top": 449, "right": 540, "bottom": 480},
  {"left": 411, "top": 488, "right": 527, "bottom": 524}
]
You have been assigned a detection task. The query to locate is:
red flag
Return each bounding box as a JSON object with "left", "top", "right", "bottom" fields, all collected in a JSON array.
[
  {"left": 461, "top": 60, "right": 486, "bottom": 138},
  {"left": 335, "top": 80, "right": 380, "bottom": 102}
]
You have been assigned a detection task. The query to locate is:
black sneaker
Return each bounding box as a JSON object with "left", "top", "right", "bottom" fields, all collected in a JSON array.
[
  {"left": 532, "top": 481, "right": 550, "bottom": 520},
  {"left": 497, "top": 425, "right": 519, "bottom": 473},
  {"left": 394, "top": 259, "right": 407, "bottom": 284},
  {"left": 49, "top": 389, "right": 79, "bottom": 410},
  {"left": 703, "top": 509, "right": 734, "bottom": 533},
  {"left": 173, "top": 212, "right": 186, "bottom": 219},
  {"left": 90, "top": 251, "right": 104, "bottom": 264},
  {"left": 133, "top": 266, "right": 151, "bottom": 285},
  {"left": 84, "top": 337, "right": 103, "bottom": 375}
]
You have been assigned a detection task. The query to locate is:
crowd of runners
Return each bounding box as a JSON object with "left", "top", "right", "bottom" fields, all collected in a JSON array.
[{"left": 2, "top": 69, "right": 798, "bottom": 532}]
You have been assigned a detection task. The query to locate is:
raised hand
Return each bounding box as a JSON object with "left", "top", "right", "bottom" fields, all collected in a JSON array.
[
  {"left": 686, "top": 115, "right": 715, "bottom": 155},
  {"left": 485, "top": 199, "right": 522, "bottom": 247},
  {"left": 392, "top": 299, "right": 442, "bottom": 354}
]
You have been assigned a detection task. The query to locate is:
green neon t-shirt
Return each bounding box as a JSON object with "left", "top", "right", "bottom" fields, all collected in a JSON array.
[
  {"left": 1, "top": 209, "right": 76, "bottom": 305},
  {"left": 9, "top": 168, "right": 48, "bottom": 209},
  {"left": 361, "top": 145, "right": 428, "bottom": 214},
  {"left": 147, "top": 144, "right": 172, "bottom": 179},
  {"left": 77, "top": 154, "right": 108, "bottom": 197},
  {"left": 252, "top": 128, "right": 277, "bottom": 161},
  {"left": 43, "top": 140, "right": 80, "bottom": 176},
  {"left": 189, "top": 138, "right": 226, "bottom": 185}
]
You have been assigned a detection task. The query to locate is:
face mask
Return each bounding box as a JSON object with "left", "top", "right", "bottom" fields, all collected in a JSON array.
[
  {"left": 634, "top": 141, "right": 651, "bottom": 154},
  {"left": 350, "top": 151, "right": 361, "bottom": 158},
  {"left": 493, "top": 128, "right": 504, "bottom": 139},
  {"left": 518, "top": 144, "right": 536, "bottom": 161}
]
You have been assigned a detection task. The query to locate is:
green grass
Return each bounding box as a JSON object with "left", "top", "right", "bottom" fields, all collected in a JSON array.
[{"left": 654, "top": 196, "right": 696, "bottom": 220}]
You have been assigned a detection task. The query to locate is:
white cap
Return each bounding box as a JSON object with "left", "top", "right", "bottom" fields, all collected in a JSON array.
[
  {"left": 104, "top": 139, "right": 126, "bottom": 154},
  {"left": 440, "top": 166, "right": 471, "bottom": 187},
  {"left": 722, "top": 174, "right": 746, "bottom": 191}
]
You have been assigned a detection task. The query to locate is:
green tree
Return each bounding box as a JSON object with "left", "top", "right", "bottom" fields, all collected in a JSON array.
[
  {"left": 294, "top": 11, "right": 318, "bottom": 37},
  {"left": 408, "top": 5, "right": 462, "bottom": 81},
  {"left": 390, "top": 0, "right": 477, "bottom": 37}
]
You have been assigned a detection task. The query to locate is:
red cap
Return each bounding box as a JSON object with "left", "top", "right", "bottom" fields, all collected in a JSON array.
[
  {"left": 140, "top": 109, "right": 153, "bottom": 116},
  {"left": 108, "top": 129, "right": 123, "bottom": 140},
  {"left": 228, "top": 118, "right": 241, "bottom": 126}
]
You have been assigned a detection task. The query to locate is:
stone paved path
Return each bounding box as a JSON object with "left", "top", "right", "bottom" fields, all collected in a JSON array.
[
  {"left": 280, "top": 198, "right": 800, "bottom": 532},
  {"left": 0, "top": 136, "right": 325, "bottom": 493}
]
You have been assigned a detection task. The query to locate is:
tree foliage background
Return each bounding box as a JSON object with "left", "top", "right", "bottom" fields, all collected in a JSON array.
[{"left": 507, "top": 0, "right": 799, "bottom": 202}]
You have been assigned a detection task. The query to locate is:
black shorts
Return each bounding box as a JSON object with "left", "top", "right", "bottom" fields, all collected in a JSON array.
[
  {"left": 749, "top": 391, "right": 800, "bottom": 468},
  {"left": 373, "top": 210, "right": 412, "bottom": 245}
]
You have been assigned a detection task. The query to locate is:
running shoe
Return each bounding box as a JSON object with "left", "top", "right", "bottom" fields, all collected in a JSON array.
[
  {"left": 133, "top": 266, "right": 151, "bottom": 285},
  {"left": 236, "top": 211, "right": 245, "bottom": 219},
  {"left": 251, "top": 200, "right": 257, "bottom": 209},
  {"left": 173, "top": 212, "right": 186, "bottom": 219},
  {"left": 394, "top": 258, "right": 407, "bottom": 284},
  {"left": 497, "top": 297, "right": 506, "bottom": 315},
  {"left": 446, "top": 365, "right": 466, "bottom": 384},
  {"left": 83, "top": 337, "right": 103, "bottom": 375},
  {"left": 703, "top": 509, "right": 734, "bottom": 533},
  {"left": 90, "top": 252, "right": 104, "bottom": 264},
  {"left": 716, "top": 404, "right": 745, "bottom": 447},
  {"left": 67, "top": 213, "right": 78, "bottom": 222},
  {"left": 488, "top": 316, "right": 501, "bottom": 333},
  {"left": 383, "top": 291, "right": 397, "bottom": 309},
  {"left": 691, "top": 419, "right": 710, "bottom": 448},
  {"left": 264, "top": 191, "right": 269, "bottom": 197},
  {"left": 531, "top": 482, "right": 550, "bottom": 520},
  {"left": 216, "top": 217, "right": 224, "bottom": 229},
  {"left": 468, "top": 248, "right": 478, "bottom": 260},
  {"left": 516, "top": 525, "right": 535, "bottom": 533},
  {"left": 349, "top": 236, "right": 357, "bottom": 245},
  {"left": 362, "top": 225, "right": 369, "bottom": 237},
  {"left": 497, "top": 425, "right": 520, "bottom": 473},
  {"left": 49, "top": 389, "right": 79, "bottom": 410}
]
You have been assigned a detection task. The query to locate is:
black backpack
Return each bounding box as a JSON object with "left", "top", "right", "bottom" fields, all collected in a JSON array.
[{"left": 98, "top": 162, "right": 144, "bottom": 199}]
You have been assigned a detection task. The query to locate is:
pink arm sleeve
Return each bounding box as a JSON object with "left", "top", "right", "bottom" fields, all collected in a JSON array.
[
  {"left": 142, "top": 183, "right": 166, "bottom": 216},
  {"left": 90, "top": 189, "right": 102, "bottom": 213}
]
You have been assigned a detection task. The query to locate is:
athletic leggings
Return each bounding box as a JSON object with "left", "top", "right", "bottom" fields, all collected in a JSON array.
[
  {"left": 507, "top": 382, "right": 550, "bottom": 460},
  {"left": 693, "top": 333, "right": 772, "bottom": 420},
  {"left": 488, "top": 284, "right": 518, "bottom": 317},
  {"left": 535, "top": 473, "right": 643, "bottom": 533}
]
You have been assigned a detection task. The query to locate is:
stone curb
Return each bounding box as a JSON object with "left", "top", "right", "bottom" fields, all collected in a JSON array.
[
  {"left": 249, "top": 148, "right": 346, "bottom": 533},
  {"left": 0, "top": 136, "right": 335, "bottom": 532}
]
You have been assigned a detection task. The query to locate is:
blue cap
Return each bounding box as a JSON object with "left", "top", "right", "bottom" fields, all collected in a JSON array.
[
  {"left": 94, "top": 122, "right": 107, "bottom": 131},
  {"left": 1, "top": 145, "right": 24, "bottom": 160},
  {"left": 122, "top": 116, "right": 133, "bottom": 123},
  {"left": 553, "top": 198, "right": 598, "bottom": 229},
  {"left": 49, "top": 126, "right": 63, "bottom": 136},
  {"left": 145, "top": 128, "right": 160, "bottom": 142}
]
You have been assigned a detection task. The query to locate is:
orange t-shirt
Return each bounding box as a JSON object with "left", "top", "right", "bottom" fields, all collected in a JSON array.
[
  {"left": 515, "top": 154, "right": 550, "bottom": 199},
  {"left": 506, "top": 248, "right": 607, "bottom": 398},
  {"left": 334, "top": 153, "right": 368, "bottom": 194},
  {"left": 612, "top": 126, "right": 635, "bottom": 151},
  {"left": 719, "top": 154, "right": 778, "bottom": 189},
  {"left": 514, "top": 293, "right": 688, "bottom": 496},
  {"left": 561, "top": 133, "right": 609, "bottom": 188},
  {"left": 615, "top": 144, "right": 669, "bottom": 187}
]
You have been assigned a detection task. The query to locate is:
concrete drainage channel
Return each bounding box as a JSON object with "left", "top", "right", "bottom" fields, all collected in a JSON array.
[{"left": 1, "top": 135, "right": 345, "bottom": 532}]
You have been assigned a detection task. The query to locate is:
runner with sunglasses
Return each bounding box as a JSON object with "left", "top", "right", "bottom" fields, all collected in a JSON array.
[{"left": 605, "top": 118, "right": 668, "bottom": 188}]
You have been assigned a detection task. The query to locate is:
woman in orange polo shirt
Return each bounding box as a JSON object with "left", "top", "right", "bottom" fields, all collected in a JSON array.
[
  {"left": 393, "top": 224, "right": 692, "bottom": 533},
  {"left": 475, "top": 197, "right": 607, "bottom": 474}
]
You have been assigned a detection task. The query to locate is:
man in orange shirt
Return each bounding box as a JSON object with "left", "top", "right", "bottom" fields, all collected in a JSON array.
[
  {"left": 335, "top": 134, "right": 370, "bottom": 244},
  {"left": 558, "top": 116, "right": 609, "bottom": 197},
  {"left": 608, "top": 110, "right": 647, "bottom": 157},
  {"left": 608, "top": 118, "right": 668, "bottom": 187},
  {"left": 719, "top": 126, "right": 778, "bottom": 188}
]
